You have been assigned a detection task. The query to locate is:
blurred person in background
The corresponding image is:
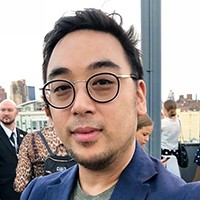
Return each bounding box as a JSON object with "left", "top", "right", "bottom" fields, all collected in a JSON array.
[
  {"left": 136, "top": 114, "right": 167, "bottom": 166},
  {"left": 136, "top": 113, "right": 154, "bottom": 148},
  {"left": 161, "top": 99, "right": 181, "bottom": 161},
  {"left": 14, "top": 121, "right": 75, "bottom": 193},
  {"left": 0, "top": 99, "right": 27, "bottom": 200}
]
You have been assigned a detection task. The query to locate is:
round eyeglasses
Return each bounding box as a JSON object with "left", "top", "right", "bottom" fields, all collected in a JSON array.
[{"left": 41, "top": 72, "right": 137, "bottom": 109}]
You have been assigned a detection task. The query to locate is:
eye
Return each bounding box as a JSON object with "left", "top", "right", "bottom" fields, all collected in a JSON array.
[
  {"left": 143, "top": 133, "right": 149, "bottom": 137},
  {"left": 50, "top": 81, "right": 73, "bottom": 97},
  {"left": 90, "top": 75, "right": 116, "bottom": 90},
  {"left": 53, "top": 84, "right": 71, "bottom": 93},
  {"left": 93, "top": 78, "right": 114, "bottom": 86}
]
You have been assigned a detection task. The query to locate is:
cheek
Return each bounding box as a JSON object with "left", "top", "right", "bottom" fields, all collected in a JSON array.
[
  {"left": 49, "top": 110, "right": 68, "bottom": 136},
  {"left": 137, "top": 134, "right": 142, "bottom": 141},
  {"left": 107, "top": 97, "right": 135, "bottom": 119},
  {"left": 106, "top": 99, "right": 136, "bottom": 137}
]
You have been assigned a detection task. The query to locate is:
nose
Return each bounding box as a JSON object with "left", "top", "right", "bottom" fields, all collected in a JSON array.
[
  {"left": 145, "top": 135, "right": 150, "bottom": 142},
  {"left": 71, "top": 83, "right": 96, "bottom": 116}
]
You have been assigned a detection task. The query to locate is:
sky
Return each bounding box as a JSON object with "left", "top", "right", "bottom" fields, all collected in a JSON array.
[
  {"left": 0, "top": 0, "right": 199, "bottom": 101},
  {"left": 161, "top": 0, "right": 200, "bottom": 100},
  {"left": 0, "top": 0, "right": 140, "bottom": 99}
]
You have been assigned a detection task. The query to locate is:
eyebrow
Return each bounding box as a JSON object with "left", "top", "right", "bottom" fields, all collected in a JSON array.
[
  {"left": 48, "top": 67, "right": 70, "bottom": 80},
  {"left": 47, "top": 60, "right": 120, "bottom": 80},
  {"left": 88, "top": 60, "right": 120, "bottom": 70}
]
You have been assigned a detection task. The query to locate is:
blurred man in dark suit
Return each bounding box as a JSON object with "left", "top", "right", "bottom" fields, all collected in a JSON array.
[{"left": 0, "top": 99, "right": 27, "bottom": 200}]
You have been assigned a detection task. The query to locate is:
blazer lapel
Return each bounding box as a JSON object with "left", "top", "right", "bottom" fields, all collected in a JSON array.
[
  {"left": 110, "top": 143, "right": 158, "bottom": 200},
  {"left": 39, "top": 144, "right": 158, "bottom": 200},
  {"left": 16, "top": 128, "right": 25, "bottom": 146},
  {"left": 0, "top": 125, "right": 17, "bottom": 157},
  {"left": 111, "top": 179, "right": 150, "bottom": 200},
  {"left": 45, "top": 166, "right": 78, "bottom": 200}
]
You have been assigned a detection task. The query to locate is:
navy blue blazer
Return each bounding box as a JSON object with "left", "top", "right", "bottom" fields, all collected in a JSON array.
[{"left": 21, "top": 143, "right": 200, "bottom": 200}]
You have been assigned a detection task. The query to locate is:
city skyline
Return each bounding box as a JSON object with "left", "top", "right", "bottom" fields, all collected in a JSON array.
[
  {"left": 0, "top": 79, "right": 36, "bottom": 105},
  {"left": 1, "top": 78, "right": 199, "bottom": 103}
]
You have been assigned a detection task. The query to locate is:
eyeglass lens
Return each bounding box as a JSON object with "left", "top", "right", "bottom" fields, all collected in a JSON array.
[{"left": 43, "top": 73, "right": 121, "bottom": 108}]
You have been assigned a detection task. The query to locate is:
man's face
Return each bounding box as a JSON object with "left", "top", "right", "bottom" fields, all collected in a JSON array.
[
  {"left": 46, "top": 30, "right": 146, "bottom": 170},
  {"left": 0, "top": 101, "right": 18, "bottom": 125}
]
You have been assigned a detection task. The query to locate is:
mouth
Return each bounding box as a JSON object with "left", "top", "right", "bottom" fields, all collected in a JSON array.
[
  {"left": 2, "top": 117, "right": 10, "bottom": 121},
  {"left": 71, "top": 127, "right": 102, "bottom": 143}
]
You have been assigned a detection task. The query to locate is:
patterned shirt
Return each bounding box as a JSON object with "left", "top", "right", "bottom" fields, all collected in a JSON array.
[{"left": 14, "top": 125, "right": 68, "bottom": 192}]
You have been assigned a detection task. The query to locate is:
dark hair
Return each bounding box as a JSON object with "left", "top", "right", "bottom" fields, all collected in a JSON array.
[
  {"left": 42, "top": 8, "right": 143, "bottom": 83},
  {"left": 137, "top": 114, "right": 154, "bottom": 131},
  {"left": 164, "top": 99, "right": 177, "bottom": 118}
]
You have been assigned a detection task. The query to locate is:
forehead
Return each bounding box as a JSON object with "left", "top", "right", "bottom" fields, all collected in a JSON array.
[
  {"left": 0, "top": 101, "right": 16, "bottom": 110},
  {"left": 47, "top": 30, "right": 131, "bottom": 80},
  {"left": 141, "top": 125, "right": 153, "bottom": 132}
]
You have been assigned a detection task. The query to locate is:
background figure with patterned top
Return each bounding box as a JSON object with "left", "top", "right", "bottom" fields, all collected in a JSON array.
[
  {"left": 14, "top": 124, "right": 71, "bottom": 193},
  {"left": 161, "top": 99, "right": 181, "bottom": 163},
  {"left": 0, "top": 99, "right": 27, "bottom": 200}
]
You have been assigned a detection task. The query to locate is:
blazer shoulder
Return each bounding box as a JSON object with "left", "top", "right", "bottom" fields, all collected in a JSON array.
[
  {"left": 0, "top": 124, "right": 5, "bottom": 132},
  {"left": 16, "top": 128, "right": 27, "bottom": 136},
  {"left": 182, "top": 182, "right": 200, "bottom": 199},
  {"left": 21, "top": 166, "right": 78, "bottom": 200}
]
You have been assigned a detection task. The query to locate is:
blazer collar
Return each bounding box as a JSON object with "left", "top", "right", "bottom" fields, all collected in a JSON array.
[
  {"left": 44, "top": 142, "right": 158, "bottom": 200},
  {"left": 110, "top": 142, "right": 158, "bottom": 200},
  {"left": 0, "top": 125, "right": 18, "bottom": 157},
  {"left": 45, "top": 165, "right": 78, "bottom": 199},
  {"left": 16, "top": 128, "right": 25, "bottom": 145}
]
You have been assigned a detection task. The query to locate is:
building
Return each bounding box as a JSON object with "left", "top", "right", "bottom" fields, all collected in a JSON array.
[
  {"left": 10, "top": 79, "right": 36, "bottom": 105},
  {"left": 16, "top": 99, "right": 49, "bottom": 132},
  {"left": 27, "top": 86, "right": 36, "bottom": 101},
  {"left": 176, "top": 94, "right": 200, "bottom": 143},
  {"left": 177, "top": 109, "right": 200, "bottom": 143},
  {"left": 10, "top": 79, "right": 28, "bottom": 105},
  {"left": 0, "top": 86, "right": 7, "bottom": 102}
]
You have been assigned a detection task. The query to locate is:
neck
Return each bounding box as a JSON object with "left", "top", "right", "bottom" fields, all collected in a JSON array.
[
  {"left": 78, "top": 142, "right": 135, "bottom": 196},
  {"left": 1, "top": 122, "right": 15, "bottom": 132}
]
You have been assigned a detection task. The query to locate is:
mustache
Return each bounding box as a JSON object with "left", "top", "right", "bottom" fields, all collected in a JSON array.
[{"left": 68, "top": 119, "right": 104, "bottom": 132}]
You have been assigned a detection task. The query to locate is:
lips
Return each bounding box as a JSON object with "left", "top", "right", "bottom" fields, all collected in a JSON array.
[
  {"left": 71, "top": 127, "right": 101, "bottom": 143},
  {"left": 2, "top": 117, "right": 11, "bottom": 121},
  {"left": 3, "top": 116, "right": 10, "bottom": 119}
]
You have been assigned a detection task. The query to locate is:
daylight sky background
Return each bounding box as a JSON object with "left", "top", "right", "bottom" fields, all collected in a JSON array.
[{"left": 0, "top": 0, "right": 199, "bottom": 101}]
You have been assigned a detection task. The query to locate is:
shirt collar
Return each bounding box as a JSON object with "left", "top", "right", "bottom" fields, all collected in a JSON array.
[{"left": 0, "top": 122, "right": 17, "bottom": 138}]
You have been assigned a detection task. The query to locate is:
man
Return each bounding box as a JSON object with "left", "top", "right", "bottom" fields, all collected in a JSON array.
[
  {"left": 0, "top": 99, "right": 27, "bottom": 200},
  {"left": 21, "top": 8, "right": 200, "bottom": 200}
]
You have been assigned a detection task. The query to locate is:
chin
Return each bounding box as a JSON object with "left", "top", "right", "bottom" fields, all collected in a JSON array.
[{"left": 71, "top": 149, "right": 116, "bottom": 171}]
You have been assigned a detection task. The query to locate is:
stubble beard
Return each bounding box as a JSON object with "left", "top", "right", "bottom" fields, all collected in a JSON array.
[
  {"left": 1, "top": 118, "right": 15, "bottom": 125},
  {"left": 69, "top": 148, "right": 117, "bottom": 171},
  {"left": 68, "top": 133, "right": 134, "bottom": 171}
]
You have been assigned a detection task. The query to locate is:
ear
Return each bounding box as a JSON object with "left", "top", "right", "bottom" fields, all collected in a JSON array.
[
  {"left": 44, "top": 106, "right": 51, "bottom": 118},
  {"left": 136, "top": 80, "right": 147, "bottom": 116}
]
